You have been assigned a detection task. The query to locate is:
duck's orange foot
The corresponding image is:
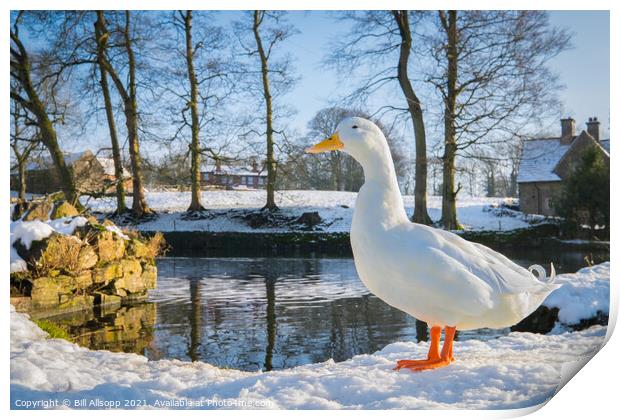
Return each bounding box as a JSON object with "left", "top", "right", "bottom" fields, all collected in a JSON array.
[
  {"left": 393, "top": 358, "right": 438, "bottom": 370},
  {"left": 407, "top": 357, "right": 452, "bottom": 372},
  {"left": 394, "top": 356, "right": 454, "bottom": 372}
]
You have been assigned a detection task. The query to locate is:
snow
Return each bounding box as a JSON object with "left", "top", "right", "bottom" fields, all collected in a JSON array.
[
  {"left": 82, "top": 191, "right": 533, "bottom": 233},
  {"left": 105, "top": 224, "right": 130, "bottom": 240},
  {"left": 10, "top": 304, "right": 605, "bottom": 410},
  {"left": 10, "top": 216, "right": 88, "bottom": 273},
  {"left": 544, "top": 262, "right": 610, "bottom": 325},
  {"left": 517, "top": 138, "right": 570, "bottom": 183}
]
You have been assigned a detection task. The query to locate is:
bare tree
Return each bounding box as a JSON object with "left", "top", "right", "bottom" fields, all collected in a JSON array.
[
  {"left": 252, "top": 10, "right": 278, "bottom": 210},
  {"left": 232, "top": 11, "right": 297, "bottom": 210},
  {"left": 94, "top": 11, "right": 127, "bottom": 214},
  {"left": 392, "top": 11, "right": 433, "bottom": 224},
  {"left": 11, "top": 96, "right": 41, "bottom": 201},
  {"left": 428, "top": 11, "right": 571, "bottom": 229},
  {"left": 97, "top": 11, "right": 152, "bottom": 218},
  {"left": 326, "top": 11, "right": 432, "bottom": 224},
  {"left": 180, "top": 10, "right": 205, "bottom": 211},
  {"left": 10, "top": 12, "right": 79, "bottom": 204}
]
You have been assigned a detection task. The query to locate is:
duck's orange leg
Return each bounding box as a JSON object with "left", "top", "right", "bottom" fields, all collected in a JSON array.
[
  {"left": 407, "top": 326, "right": 456, "bottom": 372},
  {"left": 394, "top": 326, "right": 441, "bottom": 370}
]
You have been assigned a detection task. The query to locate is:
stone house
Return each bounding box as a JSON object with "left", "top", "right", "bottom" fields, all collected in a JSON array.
[
  {"left": 517, "top": 117, "right": 610, "bottom": 216},
  {"left": 200, "top": 160, "right": 267, "bottom": 190},
  {"left": 11, "top": 150, "right": 132, "bottom": 196}
]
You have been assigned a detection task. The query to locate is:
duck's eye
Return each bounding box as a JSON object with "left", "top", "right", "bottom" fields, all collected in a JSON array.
[{"left": 352, "top": 125, "right": 359, "bottom": 129}]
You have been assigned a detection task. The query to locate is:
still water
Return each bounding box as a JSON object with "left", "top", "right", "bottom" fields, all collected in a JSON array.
[{"left": 47, "top": 248, "right": 608, "bottom": 372}]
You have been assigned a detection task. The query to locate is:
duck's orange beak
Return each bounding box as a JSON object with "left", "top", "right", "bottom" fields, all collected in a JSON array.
[{"left": 305, "top": 133, "right": 344, "bottom": 154}]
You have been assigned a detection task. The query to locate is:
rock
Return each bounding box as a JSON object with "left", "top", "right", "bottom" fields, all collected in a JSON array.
[
  {"left": 50, "top": 201, "right": 79, "bottom": 219},
  {"left": 295, "top": 211, "right": 323, "bottom": 229},
  {"left": 78, "top": 245, "right": 98, "bottom": 270},
  {"left": 57, "top": 295, "right": 94, "bottom": 312},
  {"left": 142, "top": 264, "right": 157, "bottom": 289},
  {"left": 96, "top": 230, "right": 126, "bottom": 262},
  {"left": 511, "top": 305, "right": 559, "bottom": 334},
  {"left": 94, "top": 292, "right": 122, "bottom": 308},
  {"left": 92, "top": 262, "right": 122, "bottom": 285},
  {"left": 121, "top": 292, "right": 149, "bottom": 304},
  {"left": 30, "top": 277, "right": 62, "bottom": 308},
  {"left": 113, "top": 259, "right": 144, "bottom": 294},
  {"left": 73, "top": 271, "right": 93, "bottom": 289},
  {"left": 127, "top": 239, "right": 151, "bottom": 259},
  {"left": 22, "top": 200, "right": 53, "bottom": 222}
]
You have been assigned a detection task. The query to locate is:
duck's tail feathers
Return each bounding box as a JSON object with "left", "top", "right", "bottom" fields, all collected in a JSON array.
[{"left": 528, "top": 263, "right": 556, "bottom": 284}]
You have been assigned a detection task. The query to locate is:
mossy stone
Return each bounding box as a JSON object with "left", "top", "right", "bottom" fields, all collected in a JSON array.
[
  {"left": 22, "top": 200, "right": 53, "bottom": 222},
  {"left": 96, "top": 230, "right": 125, "bottom": 262},
  {"left": 50, "top": 201, "right": 79, "bottom": 219},
  {"left": 92, "top": 262, "right": 122, "bottom": 284},
  {"left": 141, "top": 263, "right": 157, "bottom": 290}
]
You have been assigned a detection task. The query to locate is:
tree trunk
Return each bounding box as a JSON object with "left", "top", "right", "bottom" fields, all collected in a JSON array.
[
  {"left": 392, "top": 11, "right": 432, "bottom": 225},
  {"left": 122, "top": 11, "right": 151, "bottom": 218},
  {"left": 16, "top": 151, "right": 27, "bottom": 201},
  {"left": 183, "top": 11, "right": 205, "bottom": 212},
  {"left": 95, "top": 11, "right": 126, "bottom": 214},
  {"left": 11, "top": 31, "right": 78, "bottom": 204},
  {"left": 253, "top": 11, "right": 278, "bottom": 211},
  {"left": 439, "top": 10, "right": 461, "bottom": 230}
]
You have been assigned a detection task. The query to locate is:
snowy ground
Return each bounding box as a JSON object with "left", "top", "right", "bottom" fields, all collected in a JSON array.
[
  {"left": 10, "top": 262, "right": 609, "bottom": 410},
  {"left": 81, "top": 190, "right": 534, "bottom": 233},
  {"left": 9, "top": 306, "right": 605, "bottom": 410}
]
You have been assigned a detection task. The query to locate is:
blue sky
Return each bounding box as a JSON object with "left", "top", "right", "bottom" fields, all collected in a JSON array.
[
  {"left": 278, "top": 10, "right": 610, "bottom": 140},
  {"left": 36, "top": 10, "right": 609, "bottom": 157}
]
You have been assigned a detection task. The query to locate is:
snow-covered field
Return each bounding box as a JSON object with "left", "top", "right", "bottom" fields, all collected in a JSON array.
[
  {"left": 9, "top": 306, "right": 605, "bottom": 410},
  {"left": 82, "top": 190, "right": 533, "bottom": 232},
  {"left": 10, "top": 262, "right": 609, "bottom": 410}
]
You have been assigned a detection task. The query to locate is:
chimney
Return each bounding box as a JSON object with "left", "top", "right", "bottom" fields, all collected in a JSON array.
[
  {"left": 586, "top": 117, "right": 600, "bottom": 141},
  {"left": 215, "top": 159, "right": 221, "bottom": 172},
  {"left": 560, "top": 117, "right": 575, "bottom": 144},
  {"left": 251, "top": 159, "right": 258, "bottom": 172}
]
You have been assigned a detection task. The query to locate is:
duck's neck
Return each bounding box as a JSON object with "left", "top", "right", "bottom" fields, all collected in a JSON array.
[{"left": 354, "top": 145, "right": 409, "bottom": 229}]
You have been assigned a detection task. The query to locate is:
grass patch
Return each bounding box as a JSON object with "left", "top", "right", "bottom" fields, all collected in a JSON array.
[
  {"left": 34, "top": 319, "right": 72, "bottom": 341},
  {"left": 33, "top": 235, "right": 85, "bottom": 277}
]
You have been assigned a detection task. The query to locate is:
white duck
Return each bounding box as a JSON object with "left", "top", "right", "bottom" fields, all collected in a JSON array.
[{"left": 306, "top": 117, "right": 559, "bottom": 371}]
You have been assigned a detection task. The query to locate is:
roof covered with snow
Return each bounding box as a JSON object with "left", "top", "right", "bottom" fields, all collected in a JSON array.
[
  {"left": 517, "top": 138, "right": 570, "bottom": 183},
  {"left": 518, "top": 135, "right": 610, "bottom": 184}
]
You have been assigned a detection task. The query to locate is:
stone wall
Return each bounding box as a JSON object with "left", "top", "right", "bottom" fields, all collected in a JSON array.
[
  {"left": 10, "top": 200, "right": 163, "bottom": 317},
  {"left": 518, "top": 181, "right": 562, "bottom": 216}
]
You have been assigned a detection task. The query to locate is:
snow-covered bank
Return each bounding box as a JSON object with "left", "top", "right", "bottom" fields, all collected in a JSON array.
[
  {"left": 10, "top": 304, "right": 605, "bottom": 410},
  {"left": 82, "top": 191, "right": 533, "bottom": 233},
  {"left": 544, "top": 262, "right": 610, "bottom": 325}
]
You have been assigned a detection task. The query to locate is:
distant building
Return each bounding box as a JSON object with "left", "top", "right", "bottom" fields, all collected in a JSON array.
[
  {"left": 517, "top": 117, "right": 610, "bottom": 216},
  {"left": 11, "top": 150, "right": 132, "bottom": 196},
  {"left": 200, "top": 160, "right": 267, "bottom": 189}
]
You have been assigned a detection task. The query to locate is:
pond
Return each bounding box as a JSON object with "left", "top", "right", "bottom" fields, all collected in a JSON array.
[{"left": 45, "top": 246, "right": 609, "bottom": 372}]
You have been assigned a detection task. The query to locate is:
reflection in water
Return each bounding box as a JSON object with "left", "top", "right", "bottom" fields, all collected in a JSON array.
[
  {"left": 43, "top": 247, "right": 608, "bottom": 372},
  {"left": 45, "top": 303, "right": 157, "bottom": 355}
]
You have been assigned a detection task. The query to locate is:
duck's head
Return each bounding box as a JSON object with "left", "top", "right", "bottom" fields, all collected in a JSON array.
[{"left": 305, "top": 117, "right": 388, "bottom": 165}]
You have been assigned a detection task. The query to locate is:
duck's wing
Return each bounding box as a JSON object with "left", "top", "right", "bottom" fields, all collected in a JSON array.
[
  {"left": 382, "top": 234, "right": 497, "bottom": 318},
  {"left": 420, "top": 225, "right": 551, "bottom": 294}
]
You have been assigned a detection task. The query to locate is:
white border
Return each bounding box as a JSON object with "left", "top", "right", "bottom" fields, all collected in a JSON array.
[{"left": 2, "top": 1, "right": 616, "bottom": 419}]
